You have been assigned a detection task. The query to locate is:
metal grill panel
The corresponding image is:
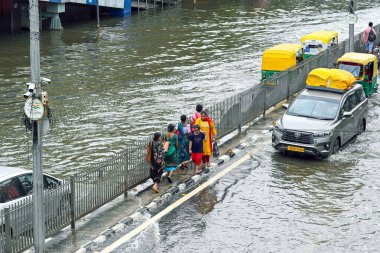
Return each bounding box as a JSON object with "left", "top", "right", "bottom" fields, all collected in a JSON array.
[{"left": 282, "top": 130, "right": 314, "bottom": 144}]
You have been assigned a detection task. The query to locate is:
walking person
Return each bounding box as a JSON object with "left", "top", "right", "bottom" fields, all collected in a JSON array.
[
  {"left": 362, "top": 22, "right": 377, "bottom": 53},
  {"left": 164, "top": 124, "right": 178, "bottom": 183},
  {"left": 194, "top": 111, "right": 217, "bottom": 168},
  {"left": 177, "top": 114, "right": 191, "bottom": 165},
  {"left": 149, "top": 132, "right": 165, "bottom": 193},
  {"left": 189, "top": 124, "right": 205, "bottom": 174},
  {"left": 190, "top": 104, "right": 203, "bottom": 129}
]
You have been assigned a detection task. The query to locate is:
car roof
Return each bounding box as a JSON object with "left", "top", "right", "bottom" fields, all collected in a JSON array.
[
  {"left": 302, "top": 89, "right": 343, "bottom": 100},
  {"left": 303, "top": 84, "right": 363, "bottom": 100},
  {"left": 0, "top": 166, "right": 32, "bottom": 181}
]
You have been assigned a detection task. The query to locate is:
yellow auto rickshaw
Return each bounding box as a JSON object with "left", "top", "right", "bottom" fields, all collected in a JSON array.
[
  {"left": 336, "top": 52, "right": 378, "bottom": 96},
  {"left": 301, "top": 31, "right": 338, "bottom": 59},
  {"left": 261, "top": 43, "right": 304, "bottom": 80}
]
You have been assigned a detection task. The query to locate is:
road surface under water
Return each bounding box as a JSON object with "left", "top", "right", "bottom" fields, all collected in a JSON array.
[
  {"left": 1, "top": 0, "right": 380, "bottom": 176},
  {"left": 108, "top": 92, "right": 380, "bottom": 252},
  {"left": 1, "top": 1, "right": 380, "bottom": 251}
]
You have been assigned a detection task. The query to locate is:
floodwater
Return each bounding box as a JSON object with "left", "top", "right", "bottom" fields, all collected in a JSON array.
[
  {"left": 0, "top": 0, "right": 379, "bottom": 176},
  {"left": 1, "top": 0, "right": 380, "bottom": 252}
]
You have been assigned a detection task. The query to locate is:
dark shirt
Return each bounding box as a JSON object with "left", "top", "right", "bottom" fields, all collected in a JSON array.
[
  {"left": 152, "top": 141, "right": 164, "bottom": 165},
  {"left": 189, "top": 132, "right": 205, "bottom": 153}
]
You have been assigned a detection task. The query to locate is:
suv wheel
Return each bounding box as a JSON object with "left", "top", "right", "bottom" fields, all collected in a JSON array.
[
  {"left": 332, "top": 138, "right": 340, "bottom": 155},
  {"left": 357, "top": 120, "right": 366, "bottom": 135}
]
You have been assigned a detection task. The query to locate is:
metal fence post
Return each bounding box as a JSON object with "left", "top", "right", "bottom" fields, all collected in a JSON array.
[
  {"left": 287, "top": 70, "right": 291, "bottom": 101},
  {"left": 326, "top": 48, "right": 330, "bottom": 68},
  {"left": 263, "top": 85, "right": 267, "bottom": 118},
  {"left": 69, "top": 176, "right": 76, "bottom": 229},
  {"left": 4, "top": 207, "right": 12, "bottom": 253},
  {"left": 124, "top": 149, "right": 129, "bottom": 198},
  {"left": 238, "top": 95, "right": 242, "bottom": 134}
]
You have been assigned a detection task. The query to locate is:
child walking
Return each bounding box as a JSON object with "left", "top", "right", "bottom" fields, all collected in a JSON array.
[{"left": 188, "top": 124, "right": 205, "bottom": 174}]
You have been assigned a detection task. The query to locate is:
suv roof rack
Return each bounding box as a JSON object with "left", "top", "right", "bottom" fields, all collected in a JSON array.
[{"left": 305, "top": 85, "right": 349, "bottom": 94}]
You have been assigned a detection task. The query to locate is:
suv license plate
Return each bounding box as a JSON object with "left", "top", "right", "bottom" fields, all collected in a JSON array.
[{"left": 287, "top": 146, "right": 305, "bottom": 153}]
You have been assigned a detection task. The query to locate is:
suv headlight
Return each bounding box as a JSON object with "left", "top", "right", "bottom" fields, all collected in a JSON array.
[
  {"left": 313, "top": 131, "right": 332, "bottom": 138},
  {"left": 272, "top": 121, "right": 284, "bottom": 134}
]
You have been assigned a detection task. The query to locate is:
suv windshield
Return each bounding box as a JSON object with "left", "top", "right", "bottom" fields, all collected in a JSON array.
[
  {"left": 338, "top": 62, "right": 363, "bottom": 78},
  {"left": 287, "top": 95, "right": 340, "bottom": 120}
]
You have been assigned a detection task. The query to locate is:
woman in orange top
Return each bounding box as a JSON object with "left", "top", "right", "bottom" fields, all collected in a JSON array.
[{"left": 194, "top": 111, "right": 217, "bottom": 168}]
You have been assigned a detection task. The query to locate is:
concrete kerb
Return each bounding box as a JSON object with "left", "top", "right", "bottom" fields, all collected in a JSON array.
[{"left": 74, "top": 143, "right": 245, "bottom": 253}]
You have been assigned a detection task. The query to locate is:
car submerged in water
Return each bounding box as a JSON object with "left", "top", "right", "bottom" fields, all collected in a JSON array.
[{"left": 272, "top": 68, "right": 368, "bottom": 158}]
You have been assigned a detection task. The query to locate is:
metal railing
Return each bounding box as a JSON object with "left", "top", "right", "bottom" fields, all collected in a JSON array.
[
  {"left": 1, "top": 24, "right": 379, "bottom": 253},
  {"left": 210, "top": 25, "right": 379, "bottom": 138}
]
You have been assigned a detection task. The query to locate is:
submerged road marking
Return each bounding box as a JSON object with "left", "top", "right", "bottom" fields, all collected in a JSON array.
[{"left": 100, "top": 149, "right": 257, "bottom": 253}]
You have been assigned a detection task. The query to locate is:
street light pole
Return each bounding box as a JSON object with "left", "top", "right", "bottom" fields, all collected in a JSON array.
[
  {"left": 349, "top": 0, "right": 355, "bottom": 52},
  {"left": 29, "top": 0, "right": 45, "bottom": 251}
]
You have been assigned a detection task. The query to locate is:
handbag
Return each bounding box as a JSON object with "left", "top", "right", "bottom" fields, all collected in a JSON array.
[
  {"left": 146, "top": 141, "right": 153, "bottom": 162},
  {"left": 212, "top": 141, "right": 220, "bottom": 158}
]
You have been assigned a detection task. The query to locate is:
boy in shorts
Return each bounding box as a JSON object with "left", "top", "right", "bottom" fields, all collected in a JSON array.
[{"left": 188, "top": 124, "right": 205, "bottom": 174}]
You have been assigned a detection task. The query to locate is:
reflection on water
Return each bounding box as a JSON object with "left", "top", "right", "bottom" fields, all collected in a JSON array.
[
  {"left": 1, "top": 0, "right": 380, "bottom": 178},
  {"left": 192, "top": 188, "right": 218, "bottom": 215},
  {"left": 271, "top": 154, "right": 361, "bottom": 216}
]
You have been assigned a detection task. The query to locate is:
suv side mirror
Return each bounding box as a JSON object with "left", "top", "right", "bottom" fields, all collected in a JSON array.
[
  {"left": 342, "top": 111, "right": 353, "bottom": 118},
  {"left": 282, "top": 103, "right": 289, "bottom": 109}
]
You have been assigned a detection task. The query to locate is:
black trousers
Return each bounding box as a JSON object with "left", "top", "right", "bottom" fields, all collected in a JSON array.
[{"left": 150, "top": 162, "right": 164, "bottom": 183}]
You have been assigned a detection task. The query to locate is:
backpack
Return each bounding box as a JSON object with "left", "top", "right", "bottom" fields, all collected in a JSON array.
[
  {"left": 368, "top": 29, "right": 376, "bottom": 42},
  {"left": 146, "top": 141, "right": 152, "bottom": 163}
]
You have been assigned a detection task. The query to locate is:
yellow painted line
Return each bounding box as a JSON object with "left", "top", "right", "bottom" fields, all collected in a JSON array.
[{"left": 100, "top": 149, "right": 257, "bottom": 253}]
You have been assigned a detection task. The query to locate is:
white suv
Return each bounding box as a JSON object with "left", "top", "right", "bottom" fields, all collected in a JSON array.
[{"left": 272, "top": 84, "right": 368, "bottom": 158}]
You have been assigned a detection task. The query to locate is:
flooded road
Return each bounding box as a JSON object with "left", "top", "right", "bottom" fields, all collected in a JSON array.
[
  {"left": 109, "top": 93, "right": 380, "bottom": 252},
  {"left": 1, "top": 0, "right": 380, "bottom": 176},
  {"left": 1, "top": 0, "right": 380, "bottom": 251}
]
